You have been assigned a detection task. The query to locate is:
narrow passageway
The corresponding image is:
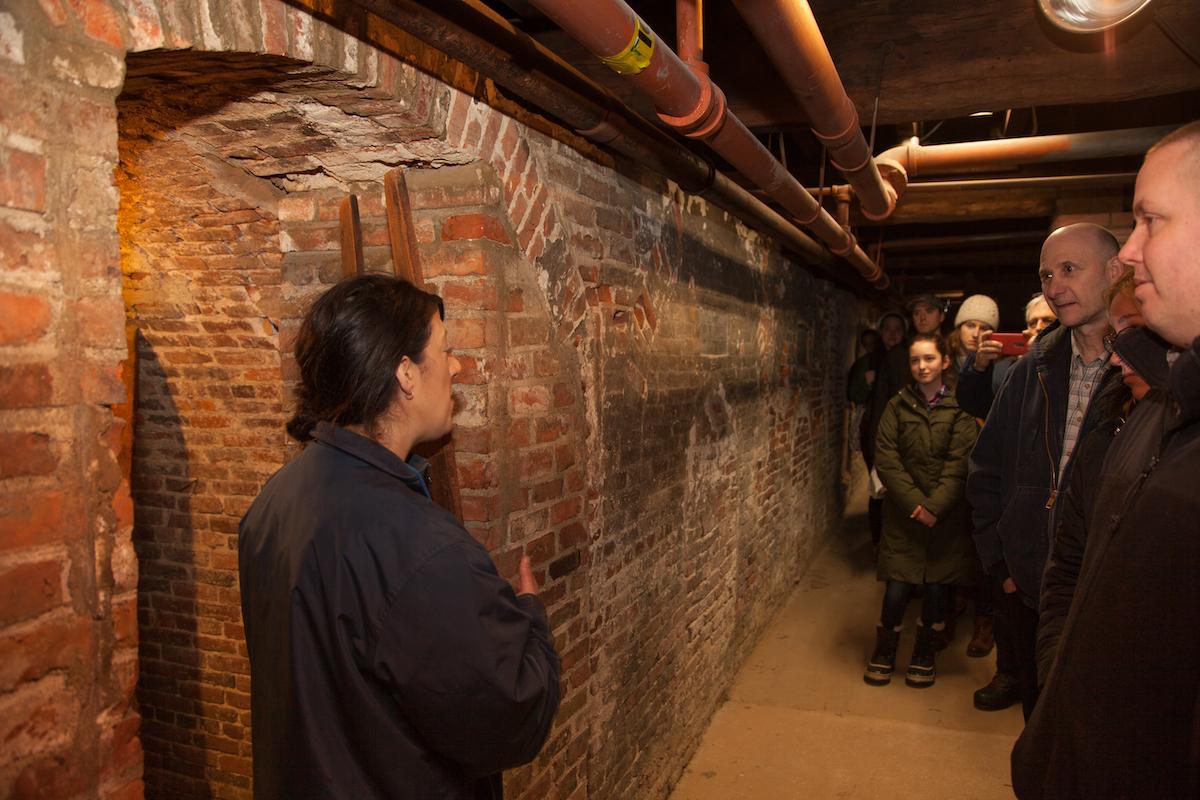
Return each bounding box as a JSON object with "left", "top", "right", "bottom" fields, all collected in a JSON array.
[{"left": 670, "top": 482, "right": 1022, "bottom": 799}]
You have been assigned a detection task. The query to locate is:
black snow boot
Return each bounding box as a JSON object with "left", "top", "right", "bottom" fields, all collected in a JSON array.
[
  {"left": 863, "top": 625, "right": 901, "bottom": 686},
  {"left": 905, "top": 622, "right": 938, "bottom": 688}
]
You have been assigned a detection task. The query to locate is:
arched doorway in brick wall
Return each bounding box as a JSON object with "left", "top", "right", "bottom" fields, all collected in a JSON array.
[
  {"left": 116, "top": 48, "right": 475, "bottom": 798},
  {"left": 115, "top": 38, "right": 594, "bottom": 797}
]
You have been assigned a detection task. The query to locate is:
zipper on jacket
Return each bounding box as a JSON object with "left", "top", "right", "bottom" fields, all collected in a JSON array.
[{"left": 1037, "top": 369, "right": 1060, "bottom": 509}]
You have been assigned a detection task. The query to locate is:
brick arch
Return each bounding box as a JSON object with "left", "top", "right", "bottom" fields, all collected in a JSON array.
[{"left": 112, "top": 34, "right": 596, "bottom": 800}]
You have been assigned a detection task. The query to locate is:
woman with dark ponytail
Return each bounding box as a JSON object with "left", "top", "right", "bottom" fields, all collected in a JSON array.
[{"left": 239, "top": 274, "right": 560, "bottom": 799}]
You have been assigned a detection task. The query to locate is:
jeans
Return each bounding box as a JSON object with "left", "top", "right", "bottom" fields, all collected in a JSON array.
[{"left": 880, "top": 580, "right": 950, "bottom": 630}]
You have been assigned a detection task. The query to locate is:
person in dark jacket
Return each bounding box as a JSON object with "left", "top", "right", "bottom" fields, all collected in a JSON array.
[
  {"left": 966, "top": 223, "right": 1125, "bottom": 719},
  {"left": 1035, "top": 271, "right": 1167, "bottom": 686},
  {"left": 861, "top": 311, "right": 909, "bottom": 547},
  {"left": 1012, "top": 120, "right": 1200, "bottom": 800},
  {"left": 864, "top": 333, "right": 978, "bottom": 688},
  {"left": 239, "top": 274, "right": 560, "bottom": 800}
]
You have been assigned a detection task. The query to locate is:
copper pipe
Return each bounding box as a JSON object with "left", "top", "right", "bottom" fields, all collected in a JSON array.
[
  {"left": 357, "top": 0, "right": 855, "bottom": 286},
  {"left": 881, "top": 231, "right": 1046, "bottom": 251},
  {"left": 526, "top": 0, "right": 888, "bottom": 288},
  {"left": 810, "top": 171, "right": 1138, "bottom": 197},
  {"left": 902, "top": 172, "right": 1139, "bottom": 193},
  {"left": 731, "top": 0, "right": 897, "bottom": 221},
  {"left": 878, "top": 127, "right": 1174, "bottom": 179},
  {"left": 677, "top": 0, "right": 703, "bottom": 66}
]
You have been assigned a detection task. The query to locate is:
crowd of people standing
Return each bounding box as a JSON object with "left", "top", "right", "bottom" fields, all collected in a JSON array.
[{"left": 848, "top": 121, "right": 1200, "bottom": 797}]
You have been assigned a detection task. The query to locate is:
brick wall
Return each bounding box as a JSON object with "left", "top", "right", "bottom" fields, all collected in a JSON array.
[{"left": 0, "top": 0, "right": 859, "bottom": 798}]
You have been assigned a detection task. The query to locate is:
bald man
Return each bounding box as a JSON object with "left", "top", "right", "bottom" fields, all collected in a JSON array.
[
  {"left": 1013, "top": 122, "right": 1200, "bottom": 799},
  {"left": 966, "top": 223, "right": 1128, "bottom": 719}
]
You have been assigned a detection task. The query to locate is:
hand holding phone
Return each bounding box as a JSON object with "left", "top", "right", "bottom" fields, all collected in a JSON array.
[{"left": 990, "top": 332, "right": 1028, "bottom": 357}]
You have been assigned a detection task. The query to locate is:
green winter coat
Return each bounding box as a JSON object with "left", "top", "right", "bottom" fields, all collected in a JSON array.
[{"left": 874, "top": 385, "right": 979, "bottom": 585}]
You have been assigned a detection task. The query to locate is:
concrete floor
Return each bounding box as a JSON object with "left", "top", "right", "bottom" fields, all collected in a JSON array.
[{"left": 669, "top": 487, "right": 1023, "bottom": 800}]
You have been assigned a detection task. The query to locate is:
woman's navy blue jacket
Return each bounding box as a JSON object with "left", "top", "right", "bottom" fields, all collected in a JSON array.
[{"left": 238, "top": 422, "right": 560, "bottom": 799}]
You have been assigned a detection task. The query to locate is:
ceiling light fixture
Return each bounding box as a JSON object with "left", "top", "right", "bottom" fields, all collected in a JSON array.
[
  {"left": 1038, "top": 0, "right": 1154, "bottom": 33},
  {"left": 969, "top": 111, "right": 993, "bottom": 118}
]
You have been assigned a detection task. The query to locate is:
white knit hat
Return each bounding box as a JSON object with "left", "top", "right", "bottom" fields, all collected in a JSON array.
[{"left": 954, "top": 294, "right": 1000, "bottom": 329}]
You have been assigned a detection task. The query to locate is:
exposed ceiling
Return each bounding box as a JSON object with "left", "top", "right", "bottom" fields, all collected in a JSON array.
[{"left": 480, "top": 0, "right": 1199, "bottom": 312}]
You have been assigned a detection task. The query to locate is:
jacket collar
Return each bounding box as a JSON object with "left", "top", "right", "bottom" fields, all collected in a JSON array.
[
  {"left": 310, "top": 421, "right": 431, "bottom": 497},
  {"left": 1031, "top": 321, "right": 1072, "bottom": 373},
  {"left": 1170, "top": 337, "right": 1200, "bottom": 424}
]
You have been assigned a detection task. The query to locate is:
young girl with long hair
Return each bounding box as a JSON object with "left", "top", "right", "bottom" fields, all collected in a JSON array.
[{"left": 864, "top": 333, "right": 979, "bottom": 688}]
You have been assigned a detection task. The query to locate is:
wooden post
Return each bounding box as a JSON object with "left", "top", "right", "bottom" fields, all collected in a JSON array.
[
  {"left": 383, "top": 169, "right": 464, "bottom": 521},
  {"left": 339, "top": 195, "right": 365, "bottom": 278}
]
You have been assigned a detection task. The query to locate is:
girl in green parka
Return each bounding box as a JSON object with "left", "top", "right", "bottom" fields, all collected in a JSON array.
[{"left": 864, "top": 333, "right": 979, "bottom": 689}]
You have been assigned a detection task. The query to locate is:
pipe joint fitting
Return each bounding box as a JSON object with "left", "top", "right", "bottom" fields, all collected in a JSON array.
[
  {"left": 576, "top": 112, "right": 623, "bottom": 144},
  {"left": 828, "top": 231, "right": 857, "bottom": 258},
  {"left": 656, "top": 68, "right": 727, "bottom": 140}
]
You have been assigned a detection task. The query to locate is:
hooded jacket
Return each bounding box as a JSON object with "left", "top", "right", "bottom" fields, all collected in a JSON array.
[
  {"left": 966, "top": 322, "right": 1126, "bottom": 609},
  {"left": 1012, "top": 336, "right": 1200, "bottom": 799},
  {"left": 874, "top": 386, "right": 979, "bottom": 585},
  {"left": 238, "top": 423, "right": 560, "bottom": 799}
]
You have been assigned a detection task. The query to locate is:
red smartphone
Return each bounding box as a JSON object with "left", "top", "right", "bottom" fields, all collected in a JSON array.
[{"left": 990, "top": 332, "right": 1028, "bottom": 357}]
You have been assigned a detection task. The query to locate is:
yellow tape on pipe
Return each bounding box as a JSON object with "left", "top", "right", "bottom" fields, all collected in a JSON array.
[{"left": 601, "top": 19, "right": 654, "bottom": 75}]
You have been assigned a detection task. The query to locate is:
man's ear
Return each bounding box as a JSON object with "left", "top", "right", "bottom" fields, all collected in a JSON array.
[
  {"left": 395, "top": 356, "right": 416, "bottom": 398},
  {"left": 1106, "top": 256, "right": 1125, "bottom": 285}
]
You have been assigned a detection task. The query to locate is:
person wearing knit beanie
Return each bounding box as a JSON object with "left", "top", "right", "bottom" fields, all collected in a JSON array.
[
  {"left": 955, "top": 294, "right": 1001, "bottom": 331},
  {"left": 952, "top": 294, "right": 1000, "bottom": 372}
]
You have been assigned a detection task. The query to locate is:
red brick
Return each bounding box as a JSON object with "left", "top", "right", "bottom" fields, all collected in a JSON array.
[
  {"left": 281, "top": 223, "right": 339, "bottom": 252},
  {"left": 0, "top": 613, "right": 92, "bottom": 692},
  {"left": 453, "top": 354, "right": 486, "bottom": 386},
  {"left": 508, "top": 289, "right": 524, "bottom": 313},
  {"left": 459, "top": 493, "right": 497, "bottom": 523},
  {"left": 74, "top": 297, "right": 126, "bottom": 348},
  {"left": 509, "top": 385, "right": 551, "bottom": 416},
  {"left": 112, "top": 595, "right": 137, "bottom": 646},
  {"left": 0, "top": 432, "right": 57, "bottom": 479},
  {"left": 456, "top": 455, "right": 495, "bottom": 490},
  {"left": 441, "top": 213, "right": 510, "bottom": 245},
  {"left": 518, "top": 448, "right": 554, "bottom": 483},
  {"left": 525, "top": 531, "right": 556, "bottom": 565},
  {"left": 550, "top": 496, "right": 582, "bottom": 525},
  {"left": 0, "top": 490, "right": 66, "bottom": 551},
  {"left": 556, "top": 443, "right": 577, "bottom": 470},
  {"left": 422, "top": 248, "right": 489, "bottom": 278},
  {"left": 478, "top": 112, "right": 503, "bottom": 160},
  {"left": 536, "top": 417, "right": 569, "bottom": 444},
  {"left": 445, "top": 317, "right": 486, "bottom": 350},
  {"left": 553, "top": 382, "right": 574, "bottom": 407},
  {"left": 558, "top": 522, "right": 586, "bottom": 549},
  {"left": 509, "top": 317, "right": 547, "bottom": 348},
  {"left": 507, "top": 419, "right": 531, "bottom": 448},
  {"left": 0, "top": 147, "right": 46, "bottom": 213},
  {"left": 0, "top": 560, "right": 63, "bottom": 626},
  {"left": 437, "top": 280, "right": 498, "bottom": 311},
  {"left": 82, "top": 360, "right": 127, "bottom": 405},
  {"left": 0, "top": 220, "right": 51, "bottom": 272},
  {"left": 65, "top": 0, "right": 126, "bottom": 48},
  {"left": 452, "top": 426, "right": 491, "bottom": 455},
  {"left": 0, "top": 291, "right": 51, "bottom": 345},
  {"left": 532, "top": 478, "right": 562, "bottom": 504},
  {"left": 408, "top": 181, "right": 495, "bottom": 211},
  {"left": 0, "top": 363, "right": 52, "bottom": 408}
]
